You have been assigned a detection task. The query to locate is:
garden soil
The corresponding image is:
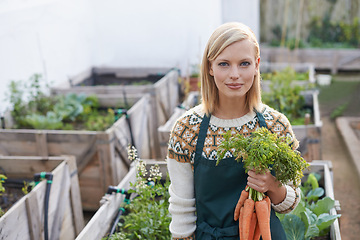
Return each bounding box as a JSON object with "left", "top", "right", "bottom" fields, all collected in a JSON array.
[{"left": 318, "top": 75, "right": 360, "bottom": 240}]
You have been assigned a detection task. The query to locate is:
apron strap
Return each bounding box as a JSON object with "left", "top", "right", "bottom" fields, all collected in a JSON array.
[
  {"left": 254, "top": 108, "right": 268, "bottom": 128},
  {"left": 194, "top": 113, "right": 211, "bottom": 164},
  {"left": 197, "top": 222, "right": 238, "bottom": 239}
]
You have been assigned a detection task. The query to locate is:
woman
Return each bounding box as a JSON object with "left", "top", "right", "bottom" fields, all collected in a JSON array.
[{"left": 167, "top": 22, "right": 300, "bottom": 239}]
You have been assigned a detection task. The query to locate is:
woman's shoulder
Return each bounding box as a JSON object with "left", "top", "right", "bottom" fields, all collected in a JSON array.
[
  {"left": 259, "top": 103, "right": 291, "bottom": 125},
  {"left": 169, "top": 104, "right": 205, "bottom": 133},
  {"left": 175, "top": 104, "right": 205, "bottom": 125}
]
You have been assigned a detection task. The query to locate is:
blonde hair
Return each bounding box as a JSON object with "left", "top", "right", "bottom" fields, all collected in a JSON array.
[{"left": 200, "top": 22, "right": 262, "bottom": 115}]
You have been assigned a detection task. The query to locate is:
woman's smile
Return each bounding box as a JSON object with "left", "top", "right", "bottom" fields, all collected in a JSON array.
[{"left": 226, "top": 83, "right": 244, "bottom": 90}]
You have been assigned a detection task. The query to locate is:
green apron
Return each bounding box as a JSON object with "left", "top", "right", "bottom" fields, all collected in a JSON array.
[{"left": 193, "top": 111, "right": 287, "bottom": 239}]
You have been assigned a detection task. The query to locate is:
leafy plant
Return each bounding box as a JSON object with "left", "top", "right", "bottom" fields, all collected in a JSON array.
[
  {"left": 217, "top": 127, "right": 309, "bottom": 201},
  {"left": 0, "top": 174, "right": 7, "bottom": 217},
  {"left": 105, "top": 146, "right": 171, "bottom": 240},
  {"left": 6, "top": 75, "right": 116, "bottom": 131},
  {"left": 261, "top": 67, "right": 311, "bottom": 125},
  {"left": 278, "top": 173, "right": 341, "bottom": 240}
]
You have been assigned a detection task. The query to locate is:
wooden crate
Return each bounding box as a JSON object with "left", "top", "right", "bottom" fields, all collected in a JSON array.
[
  {"left": 0, "top": 93, "right": 161, "bottom": 211},
  {"left": 75, "top": 159, "right": 167, "bottom": 240},
  {"left": 0, "top": 155, "right": 84, "bottom": 240}
]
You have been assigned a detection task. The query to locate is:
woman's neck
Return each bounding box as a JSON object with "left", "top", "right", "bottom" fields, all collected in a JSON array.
[{"left": 212, "top": 98, "right": 249, "bottom": 119}]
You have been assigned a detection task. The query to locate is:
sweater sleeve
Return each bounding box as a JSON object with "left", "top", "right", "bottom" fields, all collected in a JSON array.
[
  {"left": 167, "top": 157, "right": 197, "bottom": 238},
  {"left": 271, "top": 184, "right": 301, "bottom": 214}
]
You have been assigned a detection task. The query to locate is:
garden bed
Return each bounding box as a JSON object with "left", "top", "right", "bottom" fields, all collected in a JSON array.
[
  {"left": 0, "top": 94, "right": 161, "bottom": 211},
  {"left": 75, "top": 159, "right": 167, "bottom": 240},
  {"left": 300, "top": 160, "right": 341, "bottom": 240},
  {"left": 0, "top": 155, "right": 84, "bottom": 239},
  {"left": 335, "top": 117, "right": 360, "bottom": 179},
  {"left": 0, "top": 68, "right": 180, "bottom": 210}
]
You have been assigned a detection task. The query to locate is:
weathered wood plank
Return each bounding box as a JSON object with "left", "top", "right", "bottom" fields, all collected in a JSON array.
[
  {"left": 35, "top": 131, "right": 48, "bottom": 156},
  {"left": 25, "top": 188, "right": 43, "bottom": 240},
  {"left": 49, "top": 162, "right": 71, "bottom": 240},
  {"left": 0, "top": 156, "right": 83, "bottom": 240},
  {"left": 67, "top": 156, "right": 85, "bottom": 235},
  {"left": 75, "top": 166, "right": 137, "bottom": 240}
]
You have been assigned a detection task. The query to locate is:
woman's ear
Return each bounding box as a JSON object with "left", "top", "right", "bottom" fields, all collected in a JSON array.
[
  {"left": 255, "top": 57, "right": 260, "bottom": 72},
  {"left": 209, "top": 64, "right": 214, "bottom": 76}
]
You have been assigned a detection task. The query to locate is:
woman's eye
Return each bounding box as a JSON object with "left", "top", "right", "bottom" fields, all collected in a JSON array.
[
  {"left": 240, "top": 62, "right": 250, "bottom": 66},
  {"left": 218, "top": 62, "right": 229, "bottom": 67}
]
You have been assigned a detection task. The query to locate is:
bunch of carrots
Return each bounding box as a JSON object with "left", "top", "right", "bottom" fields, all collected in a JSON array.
[
  {"left": 235, "top": 186, "right": 271, "bottom": 240},
  {"left": 217, "top": 127, "right": 309, "bottom": 240}
]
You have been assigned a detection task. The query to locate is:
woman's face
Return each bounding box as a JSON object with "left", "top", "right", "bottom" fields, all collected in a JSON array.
[{"left": 209, "top": 39, "right": 259, "bottom": 104}]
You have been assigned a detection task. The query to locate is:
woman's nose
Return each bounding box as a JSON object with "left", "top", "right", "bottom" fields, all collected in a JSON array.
[{"left": 229, "top": 66, "right": 240, "bottom": 80}]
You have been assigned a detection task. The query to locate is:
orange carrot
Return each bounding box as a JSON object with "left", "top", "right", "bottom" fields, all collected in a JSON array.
[
  {"left": 255, "top": 199, "right": 271, "bottom": 240},
  {"left": 253, "top": 218, "right": 261, "bottom": 240},
  {"left": 239, "top": 206, "right": 244, "bottom": 240},
  {"left": 247, "top": 211, "right": 257, "bottom": 240},
  {"left": 265, "top": 196, "right": 271, "bottom": 219},
  {"left": 234, "top": 190, "right": 249, "bottom": 221},
  {"left": 242, "top": 198, "right": 255, "bottom": 240}
]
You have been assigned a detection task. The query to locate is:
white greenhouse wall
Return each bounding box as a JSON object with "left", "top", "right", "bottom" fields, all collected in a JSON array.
[{"left": 0, "top": 0, "right": 259, "bottom": 115}]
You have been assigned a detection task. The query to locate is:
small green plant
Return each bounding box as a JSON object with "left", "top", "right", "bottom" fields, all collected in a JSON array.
[
  {"left": 278, "top": 172, "right": 341, "bottom": 239},
  {"left": 105, "top": 146, "right": 171, "bottom": 240},
  {"left": 261, "top": 67, "right": 311, "bottom": 125},
  {"left": 0, "top": 174, "right": 7, "bottom": 217},
  {"left": 22, "top": 181, "right": 36, "bottom": 195}
]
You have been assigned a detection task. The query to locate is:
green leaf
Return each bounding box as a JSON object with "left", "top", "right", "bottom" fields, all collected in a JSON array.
[
  {"left": 312, "top": 197, "right": 335, "bottom": 216},
  {"left": 300, "top": 208, "right": 317, "bottom": 230},
  {"left": 305, "top": 224, "right": 319, "bottom": 239},
  {"left": 317, "top": 213, "right": 341, "bottom": 233},
  {"left": 306, "top": 187, "right": 324, "bottom": 202},
  {"left": 281, "top": 214, "right": 306, "bottom": 240}
]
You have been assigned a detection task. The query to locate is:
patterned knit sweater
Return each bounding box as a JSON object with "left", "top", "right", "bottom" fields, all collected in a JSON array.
[{"left": 166, "top": 103, "right": 301, "bottom": 239}]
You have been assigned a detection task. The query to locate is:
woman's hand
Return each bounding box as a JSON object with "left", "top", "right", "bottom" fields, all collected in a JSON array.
[{"left": 247, "top": 169, "right": 287, "bottom": 204}]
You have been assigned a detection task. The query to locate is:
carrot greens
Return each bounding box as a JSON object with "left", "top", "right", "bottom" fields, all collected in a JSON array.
[{"left": 217, "top": 127, "right": 308, "bottom": 189}]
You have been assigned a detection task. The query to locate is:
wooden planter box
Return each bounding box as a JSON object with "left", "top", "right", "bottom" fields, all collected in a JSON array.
[
  {"left": 303, "top": 160, "right": 342, "bottom": 240},
  {"left": 0, "top": 155, "right": 84, "bottom": 240},
  {"left": 75, "top": 159, "right": 167, "bottom": 240},
  {"left": 50, "top": 67, "right": 181, "bottom": 160},
  {"left": 0, "top": 93, "right": 163, "bottom": 211}
]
